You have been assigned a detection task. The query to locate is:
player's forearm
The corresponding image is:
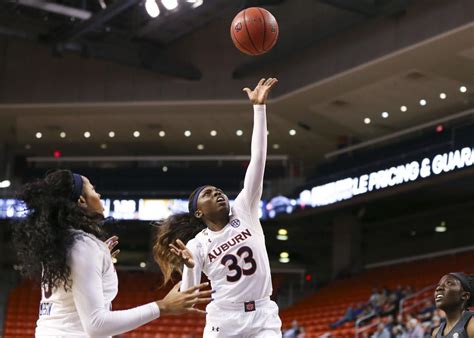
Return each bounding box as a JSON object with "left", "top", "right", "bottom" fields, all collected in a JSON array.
[{"left": 251, "top": 104, "right": 267, "bottom": 162}]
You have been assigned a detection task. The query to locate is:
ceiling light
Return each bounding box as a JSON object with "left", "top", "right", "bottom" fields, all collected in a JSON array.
[
  {"left": 133, "top": 131, "right": 140, "bottom": 138},
  {"left": 162, "top": 0, "right": 178, "bottom": 10},
  {"left": 25, "top": 144, "right": 31, "bottom": 150},
  {"left": 84, "top": 131, "right": 91, "bottom": 138},
  {"left": 210, "top": 130, "right": 217, "bottom": 136},
  {"left": 364, "top": 118, "right": 371, "bottom": 124},
  {"left": 0, "top": 180, "right": 11, "bottom": 189},
  {"left": 236, "top": 129, "right": 243, "bottom": 136},
  {"left": 100, "top": 143, "right": 107, "bottom": 149},
  {"left": 162, "top": 166, "right": 168, "bottom": 172},
  {"left": 276, "top": 235, "right": 288, "bottom": 241},
  {"left": 279, "top": 252, "right": 290, "bottom": 263},
  {"left": 278, "top": 229, "right": 288, "bottom": 236},
  {"left": 139, "top": 262, "right": 147, "bottom": 268},
  {"left": 145, "top": 0, "right": 160, "bottom": 17},
  {"left": 35, "top": 132, "right": 42, "bottom": 139},
  {"left": 184, "top": 130, "right": 191, "bottom": 137},
  {"left": 435, "top": 225, "right": 447, "bottom": 233},
  {"left": 289, "top": 129, "right": 296, "bottom": 136},
  {"left": 460, "top": 86, "right": 467, "bottom": 93},
  {"left": 158, "top": 130, "right": 166, "bottom": 137},
  {"left": 108, "top": 131, "right": 115, "bottom": 138},
  {"left": 60, "top": 132, "right": 66, "bottom": 138},
  {"left": 419, "top": 99, "right": 427, "bottom": 106},
  {"left": 381, "top": 112, "right": 389, "bottom": 119},
  {"left": 186, "top": 0, "right": 203, "bottom": 8},
  {"left": 439, "top": 93, "right": 447, "bottom": 100},
  {"left": 197, "top": 144, "right": 204, "bottom": 150},
  {"left": 400, "top": 106, "right": 407, "bottom": 112},
  {"left": 272, "top": 144, "right": 280, "bottom": 149}
]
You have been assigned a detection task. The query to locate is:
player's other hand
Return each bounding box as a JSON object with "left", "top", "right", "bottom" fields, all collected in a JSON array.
[
  {"left": 169, "top": 239, "right": 195, "bottom": 268},
  {"left": 104, "top": 235, "right": 120, "bottom": 259},
  {"left": 243, "top": 78, "right": 278, "bottom": 105},
  {"left": 157, "top": 282, "right": 213, "bottom": 315}
]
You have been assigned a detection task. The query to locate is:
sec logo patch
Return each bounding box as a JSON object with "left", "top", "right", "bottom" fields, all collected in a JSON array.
[{"left": 230, "top": 219, "right": 241, "bottom": 228}]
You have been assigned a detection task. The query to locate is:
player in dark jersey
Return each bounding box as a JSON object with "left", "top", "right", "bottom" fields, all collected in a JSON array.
[{"left": 432, "top": 273, "right": 474, "bottom": 338}]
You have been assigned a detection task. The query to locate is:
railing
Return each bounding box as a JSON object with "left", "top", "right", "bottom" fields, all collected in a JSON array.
[
  {"left": 399, "top": 284, "right": 436, "bottom": 315},
  {"left": 354, "top": 311, "right": 376, "bottom": 338}
]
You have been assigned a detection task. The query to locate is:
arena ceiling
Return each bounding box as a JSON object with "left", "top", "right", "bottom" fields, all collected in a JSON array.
[{"left": 0, "top": 0, "right": 473, "bottom": 171}]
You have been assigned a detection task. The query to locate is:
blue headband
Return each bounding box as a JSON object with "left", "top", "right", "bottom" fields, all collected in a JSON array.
[
  {"left": 189, "top": 185, "right": 208, "bottom": 214},
  {"left": 70, "top": 173, "right": 83, "bottom": 202}
]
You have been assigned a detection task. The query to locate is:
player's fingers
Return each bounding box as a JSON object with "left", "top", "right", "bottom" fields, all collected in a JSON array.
[
  {"left": 186, "top": 308, "right": 207, "bottom": 315},
  {"left": 170, "top": 248, "right": 180, "bottom": 257},
  {"left": 169, "top": 243, "right": 180, "bottom": 252},
  {"left": 264, "top": 78, "right": 273, "bottom": 86},
  {"left": 242, "top": 88, "right": 251, "bottom": 94},
  {"left": 176, "top": 239, "right": 187, "bottom": 250},
  {"left": 171, "top": 281, "right": 182, "bottom": 292},
  {"left": 111, "top": 249, "right": 120, "bottom": 258},
  {"left": 195, "top": 297, "right": 213, "bottom": 304},
  {"left": 258, "top": 78, "right": 265, "bottom": 86},
  {"left": 269, "top": 78, "right": 278, "bottom": 87},
  {"left": 195, "top": 290, "right": 214, "bottom": 298},
  {"left": 109, "top": 241, "right": 119, "bottom": 250},
  {"left": 183, "top": 282, "right": 209, "bottom": 294}
]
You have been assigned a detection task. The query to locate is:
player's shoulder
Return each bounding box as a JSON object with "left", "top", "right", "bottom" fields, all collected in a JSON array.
[{"left": 70, "top": 230, "right": 106, "bottom": 253}]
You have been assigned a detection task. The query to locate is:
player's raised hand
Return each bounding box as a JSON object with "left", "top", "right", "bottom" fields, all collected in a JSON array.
[
  {"left": 104, "top": 235, "right": 120, "bottom": 259},
  {"left": 157, "top": 281, "right": 213, "bottom": 315},
  {"left": 169, "top": 239, "right": 195, "bottom": 268},
  {"left": 243, "top": 78, "right": 278, "bottom": 105}
]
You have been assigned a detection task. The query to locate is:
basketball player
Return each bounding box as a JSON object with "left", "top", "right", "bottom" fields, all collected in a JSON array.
[
  {"left": 153, "top": 78, "right": 282, "bottom": 337},
  {"left": 432, "top": 273, "right": 474, "bottom": 338},
  {"left": 12, "top": 170, "right": 213, "bottom": 337}
]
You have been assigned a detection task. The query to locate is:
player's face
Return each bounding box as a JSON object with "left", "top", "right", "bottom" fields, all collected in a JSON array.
[
  {"left": 196, "top": 185, "right": 230, "bottom": 217},
  {"left": 434, "top": 275, "right": 468, "bottom": 310},
  {"left": 80, "top": 176, "right": 104, "bottom": 215}
]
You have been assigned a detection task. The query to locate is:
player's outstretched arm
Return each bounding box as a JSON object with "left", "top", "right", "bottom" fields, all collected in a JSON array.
[{"left": 239, "top": 78, "right": 278, "bottom": 212}]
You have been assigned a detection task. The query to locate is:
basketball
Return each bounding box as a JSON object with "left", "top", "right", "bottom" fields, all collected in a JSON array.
[{"left": 230, "top": 7, "right": 279, "bottom": 56}]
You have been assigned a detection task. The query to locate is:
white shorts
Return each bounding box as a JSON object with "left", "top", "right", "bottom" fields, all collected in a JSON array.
[{"left": 203, "top": 297, "right": 282, "bottom": 338}]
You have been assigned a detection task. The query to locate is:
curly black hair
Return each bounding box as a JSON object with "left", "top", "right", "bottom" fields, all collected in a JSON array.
[{"left": 12, "top": 169, "right": 104, "bottom": 291}]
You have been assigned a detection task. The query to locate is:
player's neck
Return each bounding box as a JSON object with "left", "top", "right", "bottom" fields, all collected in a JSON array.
[
  {"left": 205, "top": 215, "right": 229, "bottom": 232},
  {"left": 444, "top": 309, "right": 463, "bottom": 330}
]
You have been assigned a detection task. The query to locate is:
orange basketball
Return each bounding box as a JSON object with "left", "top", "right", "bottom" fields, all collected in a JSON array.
[{"left": 230, "top": 7, "right": 279, "bottom": 56}]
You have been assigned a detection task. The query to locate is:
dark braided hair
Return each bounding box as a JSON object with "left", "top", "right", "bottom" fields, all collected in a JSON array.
[{"left": 12, "top": 169, "right": 104, "bottom": 291}]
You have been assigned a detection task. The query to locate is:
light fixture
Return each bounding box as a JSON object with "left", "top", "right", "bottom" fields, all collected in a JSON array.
[
  {"left": 197, "top": 144, "right": 204, "bottom": 150},
  {"left": 159, "top": 130, "right": 166, "bottom": 137},
  {"left": 0, "top": 180, "right": 11, "bottom": 189},
  {"left": 277, "top": 229, "right": 288, "bottom": 241},
  {"left": 108, "top": 131, "right": 115, "bottom": 138},
  {"left": 435, "top": 221, "right": 447, "bottom": 233},
  {"left": 84, "top": 131, "right": 91, "bottom": 138},
  {"left": 139, "top": 262, "right": 147, "bottom": 268},
  {"left": 400, "top": 106, "right": 408, "bottom": 112},
  {"left": 278, "top": 229, "right": 288, "bottom": 236},
  {"left": 60, "top": 132, "right": 66, "bottom": 138},
  {"left": 210, "top": 130, "right": 217, "bottom": 136},
  {"left": 289, "top": 129, "right": 296, "bottom": 136},
  {"left": 162, "top": 166, "right": 168, "bottom": 172},
  {"left": 272, "top": 144, "right": 280, "bottom": 149},
  {"left": 381, "top": 112, "right": 389, "bottom": 119},
  {"left": 162, "top": 0, "right": 178, "bottom": 10},
  {"left": 279, "top": 252, "right": 290, "bottom": 263},
  {"left": 100, "top": 143, "right": 107, "bottom": 149},
  {"left": 419, "top": 99, "right": 427, "bottom": 106},
  {"left": 35, "top": 132, "right": 42, "bottom": 139},
  {"left": 184, "top": 130, "right": 191, "bottom": 137},
  {"left": 25, "top": 144, "right": 31, "bottom": 150},
  {"left": 186, "top": 0, "right": 203, "bottom": 8},
  {"left": 364, "top": 118, "right": 371, "bottom": 124},
  {"left": 460, "top": 86, "right": 467, "bottom": 93},
  {"left": 145, "top": 0, "right": 160, "bottom": 17},
  {"left": 439, "top": 93, "right": 447, "bottom": 100},
  {"left": 236, "top": 129, "right": 243, "bottom": 136},
  {"left": 133, "top": 131, "right": 140, "bottom": 138}
]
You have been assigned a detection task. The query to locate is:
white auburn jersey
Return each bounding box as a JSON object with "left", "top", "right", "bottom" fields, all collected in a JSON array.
[{"left": 181, "top": 105, "right": 273, "bottom": 304}]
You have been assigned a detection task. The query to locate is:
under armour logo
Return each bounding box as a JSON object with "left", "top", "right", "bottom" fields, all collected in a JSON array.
[{"left": 212, "top": 326, "right": 220, "bottom": 332}]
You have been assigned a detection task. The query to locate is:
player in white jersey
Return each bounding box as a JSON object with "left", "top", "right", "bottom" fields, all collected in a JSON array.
[
  {"left": 153, "top": 78, "right": 282, "bottom": 337},
  {"left": 12, "top": 169, "right": 212, "bottom": 338}
]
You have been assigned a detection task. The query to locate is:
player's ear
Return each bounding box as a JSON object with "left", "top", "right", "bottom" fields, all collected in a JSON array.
[{"left": 194, "top": 210, "right": 203, "bottom": 219}]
